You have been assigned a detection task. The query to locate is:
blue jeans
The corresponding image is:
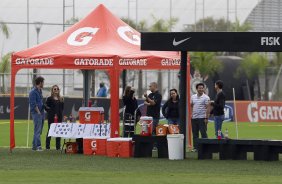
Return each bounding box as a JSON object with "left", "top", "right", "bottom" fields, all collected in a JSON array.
[
  {"left": 167, "top": 118, "right": 180, "bottom": 125},
  {"left": 32, "top": 113, "right": 44, "bottom": 149},
  {"left": 214, "top": 115, "right": 224, "bottom": 138}
]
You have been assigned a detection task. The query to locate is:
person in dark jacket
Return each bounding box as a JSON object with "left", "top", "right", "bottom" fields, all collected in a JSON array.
[
  {"left": 144, "top": 82, "right": 162, "bottom": 135},
  {"left": 162, "top": 88, "right": 180, "bottom": 125},
  {"left": 122, "top": 86, "right": 140, "bottom": 137},
  {"left": 45, "top": 85, "right": 64, "bottom": 150},
  {"left": 210, "top": 80, "right": 226, "bottom": 138},
  {"left": 123, "top": 86, "right": 138, "bottom": 116}
]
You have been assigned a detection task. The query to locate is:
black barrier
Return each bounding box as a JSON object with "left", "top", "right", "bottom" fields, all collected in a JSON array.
[
  {"left": 0, "top": 97, "right": 117, "bottom": 120},
  {"left": 0, "top": 97, "right": 167, "bottom": 120},
  {"left": 197, "top": 138, "right": 282, "bottom": 161},
  {"left": 141, "top": 32, "right": 282, "bottom": 52}
]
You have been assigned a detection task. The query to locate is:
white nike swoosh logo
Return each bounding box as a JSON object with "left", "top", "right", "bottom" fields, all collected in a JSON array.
[
  {"left": 173, "top": 37, "right": 191, "bottom": 46},
  {"left": 6, "top": 105, "right": 19, "bottom": 113}
]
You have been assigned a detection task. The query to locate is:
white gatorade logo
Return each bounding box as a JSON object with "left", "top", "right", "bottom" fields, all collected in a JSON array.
[
  {"left": 158, "top": 128, "right": 163, "bottom": 134},
  {"left": 85, "top": 112, "right": 91, "bottom": 120},
  {"left": 91, "top": 140, "right": 97, "bottom": 149},
  {"left": 67, "top": 27, "right": 99, "bottom": 46},
  {"left": 247, "top": 102, "right": 282, "bottom": 122},
  {"left": 117, "top": 26, "right": 140, "bottom": 45},
  {"left": 247, "top": 102, "right": 259, "bottom": 122}
]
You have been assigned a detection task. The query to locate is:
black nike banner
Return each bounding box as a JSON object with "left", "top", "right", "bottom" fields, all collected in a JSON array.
[{"left": 141, "top": 32, "right": 282, "bottom": 52}]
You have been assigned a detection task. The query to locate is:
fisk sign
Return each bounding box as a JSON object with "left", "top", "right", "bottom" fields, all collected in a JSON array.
[
  {"left": 261, "top": 37, "right": 280, "bottom": 46},
  {"left": 235, "top": 101, "right": 282, "bottom": 123}
]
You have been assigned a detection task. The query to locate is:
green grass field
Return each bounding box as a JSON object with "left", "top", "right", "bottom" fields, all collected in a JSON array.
[
  {"left": 1, "top": 120, "right": 282, "bottom": 148},
  {"left": 1, "top": 120, "right": 282, "bottom": 184}
]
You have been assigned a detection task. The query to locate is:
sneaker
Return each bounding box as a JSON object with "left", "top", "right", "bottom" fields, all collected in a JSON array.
[
  {"left": 36, "top": 147, "right": 43, "bottom": 151},
  {"left": 191, "top": 149, "right": 197, "bottom": 152},
  {"left": 32, "top": 148, "right": 37, "bottom": 151}
]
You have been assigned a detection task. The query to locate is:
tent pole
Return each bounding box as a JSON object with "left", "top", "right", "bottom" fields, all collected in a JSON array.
[
  {"left": 83, "top": 70, "right": 90, "bottom": 107},
  {"left": 187, "top": 54, "right": 192, "bottom": 149},
  {"left": 26, "top": 71, "right": 32, "bottom": 148},
  {"left": 10, "top": 61, "right": 17, "bottom": 151},
  {"left": 110, "top": 69, "right": 120, "bottom": 137},
  {"left": 179, "top": 51, "right": 187, "bottom": 157}
]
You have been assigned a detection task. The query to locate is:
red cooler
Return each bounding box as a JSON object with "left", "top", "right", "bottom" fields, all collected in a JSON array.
[
  {"left": 79, "top": 107, "right": 104, "bottom": 124},
  {"left": 139, "top": 116, "right": 153, "bottom": 136},
  {"left": 106, "top": 138, "right": 133, "bottom": 158},
  {"left": 83, "top": 138, "right": 107, "bottom": 156}
]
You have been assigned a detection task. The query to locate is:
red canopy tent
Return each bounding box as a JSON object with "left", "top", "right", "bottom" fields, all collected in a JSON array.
[{"left": 10, "top": 4, "right": 190, "bottom": 150}]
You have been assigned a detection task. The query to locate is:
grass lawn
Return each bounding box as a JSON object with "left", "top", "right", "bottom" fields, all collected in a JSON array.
[
  {"left": 1, "top": 120, "right": 282, "bottom": 148},
  {"left": 1, "top": 120, "right": 282, "bottom": 184},
  {"left": 1, "top": 148, "right": 282, "bottom": 184}
]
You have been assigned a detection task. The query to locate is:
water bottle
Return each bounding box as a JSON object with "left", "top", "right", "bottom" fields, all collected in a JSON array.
[
  {"left": 225, "top": 128, "right": 229, "bottom": 139},
  {"left": 54, "top": 114, "right": 58, "bottom": 123},
  {"left": 69, "top": 114, "right": 73, "bottom": 123},
  {"left": 217, "top": 130, "right": 222, "bottom": 140},
  {"left": 88, "top": 100, "right": 92, "bottom": 107}
]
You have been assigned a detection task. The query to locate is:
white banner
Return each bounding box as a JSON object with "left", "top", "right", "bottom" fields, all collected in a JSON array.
[{"left": 48, "top": 123, "right": 111, "bottom": 139}]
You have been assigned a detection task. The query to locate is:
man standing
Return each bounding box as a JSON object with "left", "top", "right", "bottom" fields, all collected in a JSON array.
[
  {"left": 97, "top": 82, "right": 107, "bottom": 97},
  {"left": 211, "top": 80, "right": 226, "bottom": 138},
  {"left": 29, "top": 76, "right": 45, "bottom": 151},
  {"left": 191, "top": 83, "right": 210, "bottom": 151},
  {"left": 144, "top": 82, "right": 162, "bottom": 135}
]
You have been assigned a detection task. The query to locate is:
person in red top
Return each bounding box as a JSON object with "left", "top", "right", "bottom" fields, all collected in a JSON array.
[{"left": 45, "top": 85, "right": 64, "bottom": 150}]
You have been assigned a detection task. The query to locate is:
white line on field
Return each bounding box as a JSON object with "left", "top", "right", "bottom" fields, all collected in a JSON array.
[{"left": 0, "top": 121, "right": 28, "bottom": 125}]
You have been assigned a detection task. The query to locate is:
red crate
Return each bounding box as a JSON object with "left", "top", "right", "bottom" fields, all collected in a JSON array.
[
  {"left": 83, "top": 138, "right": 107, "bottom": 156},
  {"left": 65, "top": 142, "right": 78, "bottom": 154},
  {"left": 106, "top": 138, "right": 133, "bottom": 158}
]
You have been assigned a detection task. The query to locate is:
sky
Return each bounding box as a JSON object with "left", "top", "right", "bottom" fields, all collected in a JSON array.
[{"left": 0, "top": 0, "right": 259, "bottom": 55}]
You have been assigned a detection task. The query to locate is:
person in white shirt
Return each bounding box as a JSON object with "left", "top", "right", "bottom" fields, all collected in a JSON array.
[{"left": 191, "top": 83, "right": 210, "bottom": 152}]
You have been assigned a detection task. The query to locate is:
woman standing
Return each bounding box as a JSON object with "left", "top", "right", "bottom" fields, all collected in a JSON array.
[
  {"left": 122, "top": 86, "right": 140, "bottom": 137},
  {"left": 45, "top": 85, "right": 64, "bottom": 150},
  {"left": 162, "top": 89, "right": 180, "bottom": 125}
]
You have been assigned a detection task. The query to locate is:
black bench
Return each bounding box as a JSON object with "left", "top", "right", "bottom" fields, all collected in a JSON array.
[
  {"left": 197, "top": 138, "right": 282, "bottom": 161},
  {"left": 132, "top": 135, "right": 168, "bottom": 158}
]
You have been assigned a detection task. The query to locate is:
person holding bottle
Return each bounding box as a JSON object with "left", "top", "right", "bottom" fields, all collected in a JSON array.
[
  {"left": 45, "top": 85, "right": 64, "bottom": 150},
  {"left": 144, "top": 82, "right": 162, "bottom": 135}
]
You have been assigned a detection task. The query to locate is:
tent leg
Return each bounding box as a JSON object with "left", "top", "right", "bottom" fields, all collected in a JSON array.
[
  {"left": 110, "top": 69, "right": 120, "bottom": 137},
  {"left": 83, "top": 70, "right": 91, "bottom": 106},
  {"left": 10, "top": 66, "right": 17, "bottom": 151},
  {"left": 179, "top": 51, "right": 187, "bottom": 157},
  {"left": 187, "top": 54, "right": 192, "bottom": 149}
]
